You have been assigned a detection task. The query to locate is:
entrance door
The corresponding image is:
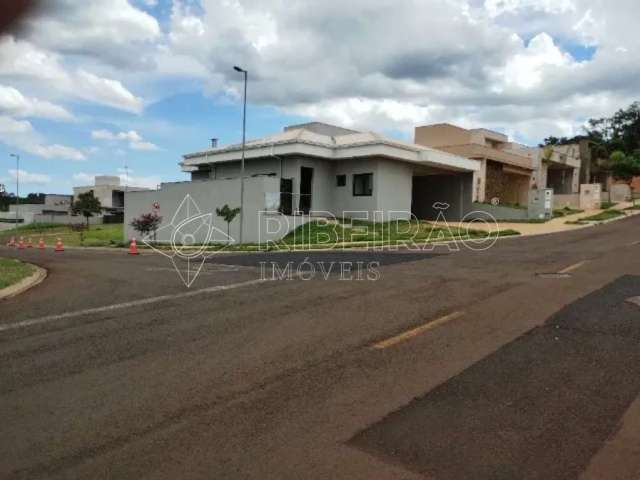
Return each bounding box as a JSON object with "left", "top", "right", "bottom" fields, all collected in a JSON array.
[
  {"left": 299, "top": 167, "right": 313, "bottom": 214},
  {"left": 280, "top": 178, "right": 293, "bottom": 215}
]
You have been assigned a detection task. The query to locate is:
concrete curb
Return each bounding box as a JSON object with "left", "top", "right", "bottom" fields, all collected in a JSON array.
[{"left": 0, "top": 264, "right": 47, "bottom": 300}]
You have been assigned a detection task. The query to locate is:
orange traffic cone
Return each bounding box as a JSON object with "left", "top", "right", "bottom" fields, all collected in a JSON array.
[
  {"left": 18, "top": 237, "right": 25, "bottom": 250},
  {"left": 38, "top": 238, "right": 45, "bottom": 250},
  {"left": 27, "top": 237, "right": 33, "bottom": 248},
  {"left": 54, "top": 238, "right": 64, "bottom": 252},
  {"left": 128, "top": 238, "right": 139, "bottom": 255}
]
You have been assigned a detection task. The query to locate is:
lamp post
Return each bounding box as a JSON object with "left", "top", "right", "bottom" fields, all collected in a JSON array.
[
  {"left": 9, "top": 153, "right": 19, "bottom": 224},
  {"left": 234, "top": 65, "right": 248, "bottom": 244}
]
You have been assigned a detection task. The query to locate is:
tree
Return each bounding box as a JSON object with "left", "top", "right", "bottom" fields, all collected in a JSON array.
[
  {"left": 609, "top": 150, "right": 640, "bottom": 205},
  {"left": 130, "top": 212, "right": 163, "bottom": 240},
  {"left": 72, "top": 191, "right": 102, "bottom": 227},
  {"left": 216, "top": 204, "right": 241, "bottom": 244}
]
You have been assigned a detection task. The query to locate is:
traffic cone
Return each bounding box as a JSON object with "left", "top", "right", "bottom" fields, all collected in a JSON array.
[
  {"left": 38, "top": 238, "right": 45, "bottom": 250},
  {"left": 18, "top": 237, "right": 25, "bottom": 250},
  {"left": 128, "top": 237, "right": 139, "bottom": 255},
  {"left": 54, "top": 238, "right": 64, "bottom": 252},
  {"left": 27, "top": 237, "right": 33, "bottom": 248}
]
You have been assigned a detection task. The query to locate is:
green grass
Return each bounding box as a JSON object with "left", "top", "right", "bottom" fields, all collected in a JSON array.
[
  {"left": 0, "top": 257, "right": 35, "bottom": 290},
  {"left": 579, "top": 210, "right": 625, "bottom": 222},
  {"left": 553, "top": 207, "right": 584, "bottom": 218},
  {"left": 0, "top": 223, "right": 123, "bottom": 247},
  {"left": 279, "top": 219, "right": 518, "bottom": 247},
  {"left": 625, "top": 204, "right": 640, "bottom": 211},
  {"left": 600, "top": 202, "right": 618, "bottom": 209}
]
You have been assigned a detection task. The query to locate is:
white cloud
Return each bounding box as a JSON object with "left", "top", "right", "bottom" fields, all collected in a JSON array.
[
  {"left": 0, "top": 115, "right": 86, "bottom": 161},
  {"left": 0, "top": 36, "right": 143, "bottom": 113},
  {"left": 498, "top": 33, "right": 573, "bottom": 90},
  {"left": 0, "top": 84, "right": 73, "bottom": 120},
  {"left": 8, "top": 169, "right": 52, "bottom": 185},
  {"left": 2, "top": 0, "right": 640, "bottom": 149},
  {"left": 71, "top": 172, "right": 96, "bottom": 185},
  {"left": 25, "top": 0, "right": 160, "bottom": 70},
  {"left": 91, "top": 128, "right": 159, "bottom": 150}
]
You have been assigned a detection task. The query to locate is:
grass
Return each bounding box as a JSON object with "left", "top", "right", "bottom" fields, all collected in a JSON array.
[
  {"left": 0, "top": 223, "right": 124, "bottom": 247},
  {"left": 578, "top": 209, "right": 625, "bottom": 222},
  {"left": 625, "top": 204, "right": 640, "bottom": 211},
  {"left": 553, "top": 207, "right": 584, "bottom": 218},
  {"left": 279, "top": 219, "right": 518, "bottom": 247},
  {"left": 600, "top": 202, "right": 618, "bottom": 209},
  {"left": 0, "top": 257, "right": 35, "bottom": 290}
]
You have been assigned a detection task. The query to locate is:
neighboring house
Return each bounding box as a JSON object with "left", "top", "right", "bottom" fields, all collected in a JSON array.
[
  {"left": 74, "top": 176, "right": 151, "bottom": 216},
  {"left": 415, "top": 123, "right": 536, "bottom": 206},
  {"left": 0, "top": 194, "right": 73, "bottom": 224},
  {"left": 125, "top": 122, "right": 479, "bottom": 244},
  {"left": 534, "top": 143, "right": 581, "bottom": 207}
]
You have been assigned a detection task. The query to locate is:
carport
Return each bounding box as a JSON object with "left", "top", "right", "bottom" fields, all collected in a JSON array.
[{"left": 411, "top": 166, "right": 474, "bottom": 221}]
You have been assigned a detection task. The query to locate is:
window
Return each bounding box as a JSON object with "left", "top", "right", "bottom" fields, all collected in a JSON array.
[
  {"left": 336, "top": 174, "right": 346, "bottom": 187},
  {"left": 353, "top": 173, "right": 373, "bottom": 196}
]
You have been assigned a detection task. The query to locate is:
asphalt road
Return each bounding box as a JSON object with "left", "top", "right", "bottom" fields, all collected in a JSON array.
[{"left": 1, "top": 216, "right": 639, "bottom": 479}]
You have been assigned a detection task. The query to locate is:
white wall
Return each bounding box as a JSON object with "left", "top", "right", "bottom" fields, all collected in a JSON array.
[
  {"left": 125, "top": 176, "right": 299, "bottom": 244},
  {"left": 376, "top": 159, "right": 412, "bottom": 219}
]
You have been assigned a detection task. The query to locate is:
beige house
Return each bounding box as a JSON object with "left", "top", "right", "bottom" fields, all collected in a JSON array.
[
  {"left": 415, "top": 123, "right": 536, "bottom": 206},
  {"left": 535, "top": 143, "right": 581, "bottom": 204}
]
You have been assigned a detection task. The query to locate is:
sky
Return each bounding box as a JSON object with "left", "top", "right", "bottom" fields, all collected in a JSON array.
[{"left": 0, "top": 0, "right": 638, "bottom": 195}]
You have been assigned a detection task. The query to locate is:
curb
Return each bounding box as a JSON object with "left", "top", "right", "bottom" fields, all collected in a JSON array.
[{"left": 0, "top": 264, "right": 47, "bottom": 300}]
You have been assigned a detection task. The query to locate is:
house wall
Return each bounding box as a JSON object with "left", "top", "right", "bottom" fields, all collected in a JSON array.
[
  {"left": 554, "top": 194, "right": 581, "bottom": 209},
  {"left": 415, "top": 124, "right": 471, "bottom": 148},
  {"left": 125, "top": 176, "right": 303, "bottom": 244},
  {"left": 484, "top": 161, "right": 529, "bottom": 205},
  {"left": 375, "top": 159, "right": 413, "bottom": 220},
  {"left": 196, "top": 156, "right": 414, "bottom": 222}
]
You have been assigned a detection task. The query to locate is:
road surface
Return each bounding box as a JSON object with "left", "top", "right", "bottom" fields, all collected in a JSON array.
[{"left": 1, "top": 216, "right": 639, "bottom": 479}]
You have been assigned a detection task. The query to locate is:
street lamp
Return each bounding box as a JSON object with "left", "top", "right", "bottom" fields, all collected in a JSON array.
[
  {"left": 234, "top": 65, "right": 248, "bottom": 244},
  {"left": 9, "top": 153, "right": 19, "bottom": 224}
]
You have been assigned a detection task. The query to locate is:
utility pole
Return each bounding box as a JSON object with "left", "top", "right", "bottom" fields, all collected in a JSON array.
[
  {"left": 233, "top": 65, "right": 248, "bottom": 244},
  {"left": 9, "top": 153, "right": 19, "bottom": 224}
]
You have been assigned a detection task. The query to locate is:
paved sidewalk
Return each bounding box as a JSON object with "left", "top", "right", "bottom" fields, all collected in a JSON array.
[{"left": 438, "top": 202, "right": 639, "bottom": 237}]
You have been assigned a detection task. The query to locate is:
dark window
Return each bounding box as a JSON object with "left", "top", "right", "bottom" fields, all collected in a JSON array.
[
  {"left": 353, "top": 173, "right": 373, "bottom": 196},
  {"left": 336, "top": 174, "right": 346, "bottom": 187}
]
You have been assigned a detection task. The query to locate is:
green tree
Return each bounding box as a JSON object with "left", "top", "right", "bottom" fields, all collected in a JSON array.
[
  {"left": 72, "top": 191, "right": 102, "bottom": 227},
  {"left": 216, "top": 204, "right": 241, "bottom": 244},
  {"left": 610, "top": 150, "right": 640, "bottom": 205}
]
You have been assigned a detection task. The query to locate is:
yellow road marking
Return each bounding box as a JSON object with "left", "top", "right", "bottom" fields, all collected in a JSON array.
[
  {"left": 558, "top": 260, "right": 589, "bottom": 274},
  {"left": 371, "top": 311, "right": 465, "bottom": 350}
]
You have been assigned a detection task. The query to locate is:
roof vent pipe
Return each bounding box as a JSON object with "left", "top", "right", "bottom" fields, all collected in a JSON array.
[{"left": 211, "top": 138, "right": 218, "bottom": 148}]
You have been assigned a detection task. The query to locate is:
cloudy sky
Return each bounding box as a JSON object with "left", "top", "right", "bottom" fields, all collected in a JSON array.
[{"left": 0, "top": 0, "right": 638, "bottom": 194}]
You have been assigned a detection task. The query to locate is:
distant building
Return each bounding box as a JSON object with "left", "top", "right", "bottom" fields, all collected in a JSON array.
[
  {"left": 415, "top": 123, "right": 582, "bottom": 207},
  {"left": 0, "top": 193, "right": 73, "bottom": 224},
  {"left": 415, "top": 123, "right": 536, "bottom": 206},
  {"left": 73, "top": 176, "right": 150, "bottom": 215}
]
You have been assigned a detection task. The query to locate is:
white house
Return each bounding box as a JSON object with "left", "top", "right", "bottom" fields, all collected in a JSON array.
[{"left": 124, "top": 122, "right": 479, "bottom": 244}]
